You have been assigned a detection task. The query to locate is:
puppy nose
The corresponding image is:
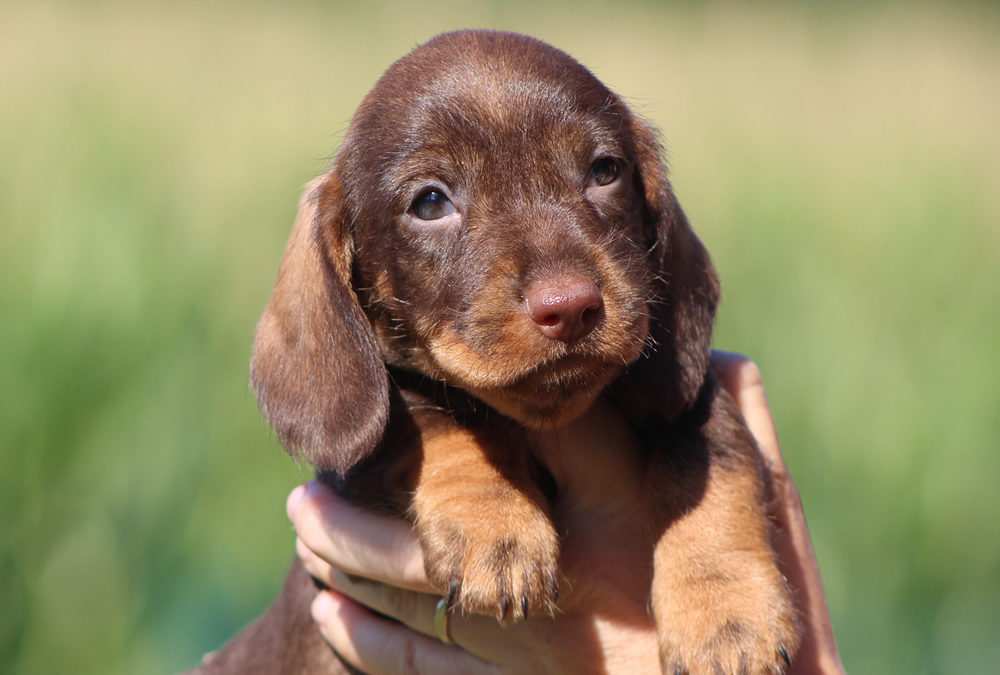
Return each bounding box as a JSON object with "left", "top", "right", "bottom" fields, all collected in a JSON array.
[{"left": 524, "top": 278, "right": 604, "bottom": 343}]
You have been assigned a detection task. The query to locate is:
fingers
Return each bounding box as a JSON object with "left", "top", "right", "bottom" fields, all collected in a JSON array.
[
  {"left": 295, "top": 535, "right": 338, "bottom": 589},
  {"left": 310, "top": 590, "right": 497, "bottom": 675},
  {"left": 318, "top": 564, "right": 514, "bottom": 662},
  {"left": 289, "top": 482, "right": 504, "bottom": 669},
  {"left": 327, "top": 566, "right": 443, "bottom": 642},
  {"left": 287, "top": 481, "right": 515, "bottom": 661},
  {"left": 286, "top": 481, "right": 431, "bottom": 592}
]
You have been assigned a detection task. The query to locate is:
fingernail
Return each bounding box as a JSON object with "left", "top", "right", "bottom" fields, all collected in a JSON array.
[
  {"left": 312, "top": 590, "right": 332, "bottom": 622},
  {"left": 286, "top": 483, "right": 308, "bottom": 519}
]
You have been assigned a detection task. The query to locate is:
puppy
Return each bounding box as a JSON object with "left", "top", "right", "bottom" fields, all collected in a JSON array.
[{"left": 195, "top": 30, "right": 799, "bottom": 674}]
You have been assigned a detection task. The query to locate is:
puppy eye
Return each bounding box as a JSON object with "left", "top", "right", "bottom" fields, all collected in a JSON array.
[
  {"left": 410, "top": 189, "right": 456, "bottom": 221},
  {"left": 588, "top": 157, "right": 619, "bottom": 187}
]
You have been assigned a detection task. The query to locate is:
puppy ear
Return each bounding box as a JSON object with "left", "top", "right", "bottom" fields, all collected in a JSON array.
[
  {"left": 622, "top": 118, "right": 721, "bottom": 420},
  {"left": 250, "top": 172, "right": 389, "bottom": 474}
]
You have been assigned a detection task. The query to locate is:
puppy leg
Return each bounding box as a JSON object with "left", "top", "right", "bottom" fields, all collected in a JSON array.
[
  {"left": 650, "top": 390, "right": 800, "bottom": 674},
  {"left": 410, "top": 419, "right": 559, "bottom": 622},
  {"left": 188, "top": 559, "right": 348, "bottom": 674}
]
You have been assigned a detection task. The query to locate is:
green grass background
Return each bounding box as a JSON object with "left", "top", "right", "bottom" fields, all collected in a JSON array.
[{"left": 2, "top": 1, "right": 998, "bottom": 672}]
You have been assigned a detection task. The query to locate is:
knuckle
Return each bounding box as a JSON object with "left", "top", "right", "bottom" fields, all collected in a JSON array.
[
  {"left": 398, "top": 634, "right": 420, "bottom": 675},
  {"left": 380, "top": 583, "right": 420, "bottom": 623},
  {"left": 392, "top": 631, "right": 437, "bottom": 675}
]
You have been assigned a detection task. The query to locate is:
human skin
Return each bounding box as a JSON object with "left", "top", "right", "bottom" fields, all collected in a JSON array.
[{"left": 287, "top": 352, "right": 846, "bottom": 674}]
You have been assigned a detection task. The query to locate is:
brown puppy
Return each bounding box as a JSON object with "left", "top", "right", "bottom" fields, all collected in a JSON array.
[{"left": 196, "top": 30, "right": 799, "bottom": 674}]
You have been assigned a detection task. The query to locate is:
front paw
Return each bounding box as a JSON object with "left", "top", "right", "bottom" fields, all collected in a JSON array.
[
  {"left": 655, "top": 558, "right": 800, "bottom": 674},
  {"left": 416, "top": 494, "right": 559, "bottom": 622}
]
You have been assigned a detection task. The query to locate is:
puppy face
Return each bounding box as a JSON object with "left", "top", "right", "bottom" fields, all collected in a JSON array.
[
  {"left": 336, "top": 33, "right": 653, "bottom": 425},
  {"left": 252, "top": 31, "right": 719, "bottom": 473}
]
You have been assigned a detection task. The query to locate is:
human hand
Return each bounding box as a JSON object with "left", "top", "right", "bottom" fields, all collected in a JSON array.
[
  {"left": 286, "top": 352, "right": 844, "bottom": 674},
  {"left": 285, "top": 480, "right": 661, "bottom": 673}
]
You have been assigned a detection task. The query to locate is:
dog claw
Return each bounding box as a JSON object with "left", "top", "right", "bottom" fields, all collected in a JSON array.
[
  {"left": 779, "top": 645, "right": 792, "bottom": 667},
  {"left": 447, "top": 580, "right": 459, "bottom": 606},
  {"left": 500, "top": 594, "right": 509, "bottom": 620},
  {"left": 521, "top": 594, "right": 528, "bottom": 618}
]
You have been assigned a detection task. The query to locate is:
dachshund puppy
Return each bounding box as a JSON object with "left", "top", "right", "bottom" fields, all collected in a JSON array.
[{"left": 196, "top": 30, "right": 799, "bottom": 674}]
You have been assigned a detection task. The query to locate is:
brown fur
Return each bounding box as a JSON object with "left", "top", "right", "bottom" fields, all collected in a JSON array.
[{"left": 193, "top": 30, "right": 799, "bottom": 674}]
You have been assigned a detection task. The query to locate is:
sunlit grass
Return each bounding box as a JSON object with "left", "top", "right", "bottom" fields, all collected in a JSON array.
[{"left": 2, "top": 1, "right": 998, "bottom": 673}]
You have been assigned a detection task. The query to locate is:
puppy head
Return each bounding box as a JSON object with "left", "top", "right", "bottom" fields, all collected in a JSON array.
[{"left": 251, "top": 31, "right": 718, "bottom": 473}]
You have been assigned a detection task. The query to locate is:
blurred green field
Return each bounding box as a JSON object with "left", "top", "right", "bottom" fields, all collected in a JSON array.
[{"left": 2, "top": 1, "right": 998, "bottom": 673}]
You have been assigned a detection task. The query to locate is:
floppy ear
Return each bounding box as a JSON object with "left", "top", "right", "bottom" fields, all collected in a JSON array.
[
  {"left": 250, "top": 172, "right": 389, "bottom": 474},
  {"left": 620, "top": 118, "right": 721, "bottom": 420}
]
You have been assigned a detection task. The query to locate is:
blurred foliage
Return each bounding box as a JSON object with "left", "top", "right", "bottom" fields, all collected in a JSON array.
[{"left": 1, "top": 1, "right": 998, "bottom": 673}]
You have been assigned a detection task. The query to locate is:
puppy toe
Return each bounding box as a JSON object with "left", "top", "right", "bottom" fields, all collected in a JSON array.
[
  {"left": 419, "top": 504, "right": 559, "bottom": 621},
  {"left": 654, "top": 556, "right": 800, "bottom": 675}
]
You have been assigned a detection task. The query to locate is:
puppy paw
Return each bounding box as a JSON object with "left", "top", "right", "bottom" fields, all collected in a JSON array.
[
  {"left": 417, "top": 491, "right": 559, "bottom": 622},
  {"left": 660, "top": 628, "right": 796, "bottom": 675},
  {"left": 655, "top": 558, "right": 800, "bottom": 675}
]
